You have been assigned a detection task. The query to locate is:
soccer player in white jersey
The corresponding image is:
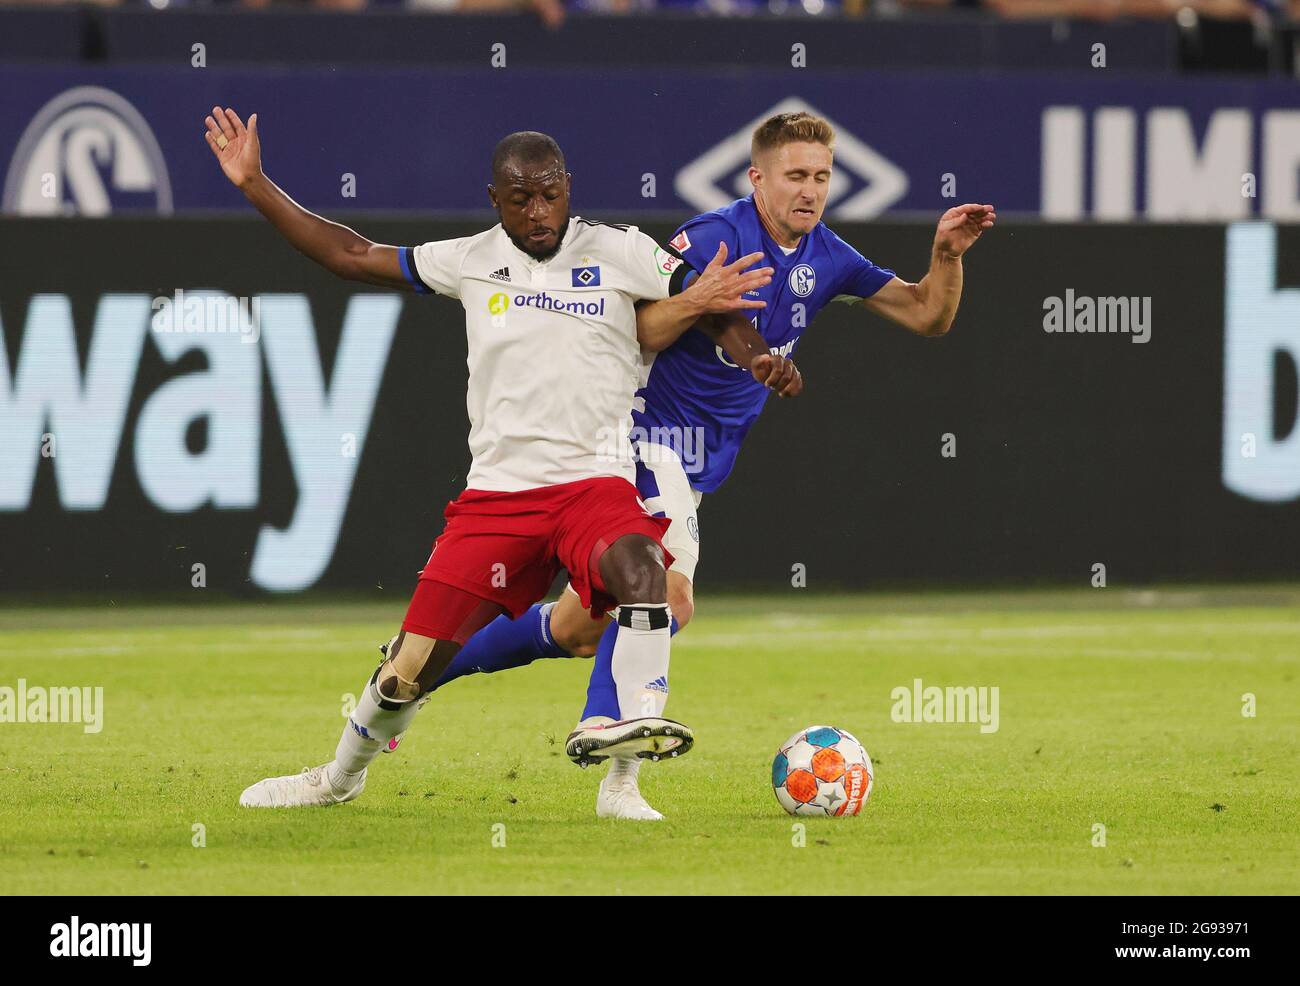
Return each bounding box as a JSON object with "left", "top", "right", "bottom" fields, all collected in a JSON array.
[
  {"left": 202, "top": 107, "right": 781, "bottom": 819},
  {"left": 425, "top": 111, "right": 994, "bottom": 746}
]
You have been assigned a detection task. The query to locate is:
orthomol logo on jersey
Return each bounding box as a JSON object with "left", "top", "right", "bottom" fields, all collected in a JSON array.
[{"left": 485, "top": 290, "right": 606, "bottom": 318}]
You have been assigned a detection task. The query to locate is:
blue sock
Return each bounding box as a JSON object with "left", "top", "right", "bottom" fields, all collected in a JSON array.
[
  {"left": 582, "top": 616, "right": 680, "bottom": 721},
  {"left": 430, "top": 602, "right": 570, "bottom": 691}
]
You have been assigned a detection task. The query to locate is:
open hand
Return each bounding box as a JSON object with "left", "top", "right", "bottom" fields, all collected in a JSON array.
[
  {"left": 688, "top": 243, "right": 774, "bottom": 315},
  {"left": 204, "top": 106, "right": 262, "bottom": 189}
]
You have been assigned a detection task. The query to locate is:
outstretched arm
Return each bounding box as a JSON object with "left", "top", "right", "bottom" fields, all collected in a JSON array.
[
  {"left": 862, "top": 203, "right": 995, "bottom": 337},
  {"left": 203, "top": 106, "right": 408, "bottom": 289}
]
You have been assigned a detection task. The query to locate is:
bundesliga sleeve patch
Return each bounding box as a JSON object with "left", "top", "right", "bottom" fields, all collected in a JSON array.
[
  {"left": 654, "top": 248, "right": 683, "bottom": 276},
  {"left": 669, "top": 230, "right": 692, "bottom": 254}
]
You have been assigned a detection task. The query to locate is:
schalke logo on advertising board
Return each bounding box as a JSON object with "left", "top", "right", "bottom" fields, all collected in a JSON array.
[{"left": 2, "top": 86, "right": 173, "bottom": 216}]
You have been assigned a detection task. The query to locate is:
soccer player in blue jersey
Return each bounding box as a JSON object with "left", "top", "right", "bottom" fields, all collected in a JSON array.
[{"left": 418, "top": 110, "right": 995, "bottom": 820}]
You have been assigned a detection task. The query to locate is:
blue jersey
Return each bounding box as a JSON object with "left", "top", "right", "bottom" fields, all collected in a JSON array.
[{"left": 632, "top": 195, "right": 895, "bottom": 493}]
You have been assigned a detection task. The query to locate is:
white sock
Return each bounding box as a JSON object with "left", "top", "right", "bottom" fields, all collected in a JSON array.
[
  {"left": 329, "top": 672, "right": 420, "bottom": 785},
  {"left": 611, "top": 603, "right": 672, "bottom": 720},
  {"left": 607, "top": 756, "right": 642, "bottom": 784}
]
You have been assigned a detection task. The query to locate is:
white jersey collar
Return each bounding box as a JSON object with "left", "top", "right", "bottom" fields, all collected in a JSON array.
[{"left": 498, "top": 217, "right": 580, "bottom": 269}]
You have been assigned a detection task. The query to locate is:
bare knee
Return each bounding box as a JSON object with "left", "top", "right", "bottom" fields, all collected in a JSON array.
[
  {"left": 667, "top": 572, "right": 695, "bottom": 631},
  {"left": 559, "top": 625, "right": 605, "bottom": 657},
  {"left": 549, "top": 592, "right": 609, "bottom": 657},
  {"left": 598, "top": 534, "right": 667, "bottom": 604}
]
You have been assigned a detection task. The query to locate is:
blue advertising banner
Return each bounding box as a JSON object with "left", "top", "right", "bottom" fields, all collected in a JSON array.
[{"left": 3, "top": 63, "right": 1300, "bottom": 221}]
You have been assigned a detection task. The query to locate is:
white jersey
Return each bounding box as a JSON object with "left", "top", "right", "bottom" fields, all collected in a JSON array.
[{"left": 407, "top": 218, "right": 684, "bottom": 492}]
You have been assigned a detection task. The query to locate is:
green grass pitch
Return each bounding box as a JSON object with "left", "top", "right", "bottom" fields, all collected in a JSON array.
[{"left": 1, "top": 585, "right": 1297, "bottom": 895}]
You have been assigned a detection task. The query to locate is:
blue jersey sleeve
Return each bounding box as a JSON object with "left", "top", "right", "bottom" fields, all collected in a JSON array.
[
  {"left": 829, "top": 233, "right": 896, "bottom": 301},
  {"left": 667, "top": 214, "right": 739, "bottom": 286}
]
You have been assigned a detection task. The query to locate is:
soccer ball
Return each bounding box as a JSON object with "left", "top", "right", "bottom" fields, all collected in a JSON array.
[{"left": 771, "top": 725, "right": 874, "bottom": 817}]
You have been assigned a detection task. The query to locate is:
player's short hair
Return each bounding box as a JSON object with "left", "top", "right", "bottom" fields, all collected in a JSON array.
[
  {"left": 751, "top": 112, "right": 835, "bottom": 163},
  {"left": 492, "top": 131, "right": 566, "bottom": 180}
]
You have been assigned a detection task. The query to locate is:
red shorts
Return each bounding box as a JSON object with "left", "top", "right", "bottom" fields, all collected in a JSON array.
[{"left": 402, "top": 476, "right": 672, "bottom": 641}]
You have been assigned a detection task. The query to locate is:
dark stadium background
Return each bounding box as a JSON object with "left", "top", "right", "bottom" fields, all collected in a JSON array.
[{"left": 2, "top": 2, "right": 1299, "bottom": 596}]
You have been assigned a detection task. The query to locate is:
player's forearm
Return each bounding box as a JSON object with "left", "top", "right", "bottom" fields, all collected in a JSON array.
[
  {"left": 697, "top": 313, "right": 769, "bottom": 371},
  {"left": 240, "top": 172, "right": 375, "bottom": 280},
  {"left": 913, "top": 249, "right": 963, "bottom": 336},
  {"left": 636, "top": 293, "right": 707, "bottom": 351}
]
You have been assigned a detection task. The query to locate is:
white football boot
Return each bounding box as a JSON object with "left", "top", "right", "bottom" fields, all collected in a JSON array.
[
  {"left": 565, "top": 716, "right": 694, "bottom": 768},
  {"left": 238, "top": 763, "right": 366, "bottom": 808},
  {"left": 596, "top": 761, "right": 664, "bottom": 821}
]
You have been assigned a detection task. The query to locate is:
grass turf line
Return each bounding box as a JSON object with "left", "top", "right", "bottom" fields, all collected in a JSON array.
[{"left": 0, "top": 588, "right": 1296, "bottom": 894}]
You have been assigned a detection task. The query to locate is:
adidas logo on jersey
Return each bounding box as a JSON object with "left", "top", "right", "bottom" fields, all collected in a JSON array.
[{"left": 490, "top": 266, "right": 511, "bottom": 282}]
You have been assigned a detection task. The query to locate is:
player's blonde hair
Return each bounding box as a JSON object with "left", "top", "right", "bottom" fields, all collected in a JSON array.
[{"left": 751, "top": 112, "right": 835, "bottom": 163}]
